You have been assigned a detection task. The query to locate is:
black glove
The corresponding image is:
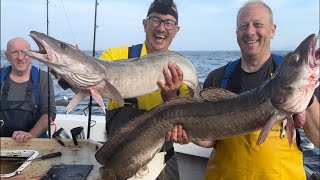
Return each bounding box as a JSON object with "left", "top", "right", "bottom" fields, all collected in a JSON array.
[
  {"left": 58, "top": 78, "right": 72, "bottom": 90},
  {"left": 50, "top": 69, "right": 73, "bottom": 90},
  {"left": 307, "top": 95, "right": 314, "bottom": 107}
]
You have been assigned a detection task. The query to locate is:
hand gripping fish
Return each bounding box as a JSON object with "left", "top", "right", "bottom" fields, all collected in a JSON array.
[
  {"left": 95, "top": 34, "right": 319, "bottom": 179},
  {"left": 23, "top": 31, "right": 201, "bottom": 113}
]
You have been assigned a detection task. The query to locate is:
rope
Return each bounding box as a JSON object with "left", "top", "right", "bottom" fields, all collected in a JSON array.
[{"left": 59, "top": 0, "right": 78, "bottom": 46}]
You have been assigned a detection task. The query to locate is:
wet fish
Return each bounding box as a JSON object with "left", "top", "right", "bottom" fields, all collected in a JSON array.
[
  {"left": 95, "top": 34, "right": 320, "bottom": 180},
  {"left": 23, "top": 31, "right": 200, "bottom": 113}
]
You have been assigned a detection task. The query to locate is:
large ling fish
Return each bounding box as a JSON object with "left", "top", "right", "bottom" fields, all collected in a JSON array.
[
  {"left": 23, "top": 31, "right": 200, "bottom": 113},
  {"left": 95, "top": 34, "right": 320, "bottom": 180}
]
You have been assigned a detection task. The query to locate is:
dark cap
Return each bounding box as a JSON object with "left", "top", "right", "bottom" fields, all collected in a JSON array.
[{"left": 147, "top": 0, "right": 178, "bottom": 23}]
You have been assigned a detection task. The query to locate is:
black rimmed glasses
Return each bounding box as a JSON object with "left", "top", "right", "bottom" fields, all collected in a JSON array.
[{"left": 147, "top": 16, "right": 177, "bottom": 30}]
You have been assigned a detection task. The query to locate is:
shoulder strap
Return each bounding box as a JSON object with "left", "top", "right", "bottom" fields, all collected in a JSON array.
[
  {"left": 1, "top": 66, "right": 12, "bottom": 99},
  {"left": 272, "top": 54, "right": 283, "bottom": 66},
  {"left": 1, "top": 65, "right": 41, "bottom": 118},
  {"left": 1, "top": 66, "right": 12, "bottom": 82},
  {"left": 31, "top": 66, "right": 41, "bottom": 119},
  {"left": 220, "top": 54, "right": 283, "bottom": 89},
  {"left": 220, "top": 59, "right": 240, "bottom": 89},
  {"left": 128, "top": 44, "right": 143, "bottom": 58},
  {"left": 125, "top": 44, "right": 143, "bottom": 108}
]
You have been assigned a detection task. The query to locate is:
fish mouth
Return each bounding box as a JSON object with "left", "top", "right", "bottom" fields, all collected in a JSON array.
[
  {"left": 23, "top": 31, "right": 59, "bottom": 65},
  {"left": 30, "top": 32, "right": 56, "bottom": 61},
  {"left": 309, "top": 34, "right": 320, "bottom": 68},
  {"left": 32, "top": 34, "right": 47, "bottom": 55}
]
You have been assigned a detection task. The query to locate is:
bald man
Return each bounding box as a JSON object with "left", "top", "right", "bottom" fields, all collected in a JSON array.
[{"left": 1, "top": 37, "right": 56, "bottom": 143}]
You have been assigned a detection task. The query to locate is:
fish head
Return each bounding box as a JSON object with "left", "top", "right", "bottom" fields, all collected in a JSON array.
[
  {"left": 22, "top": 31, "right": 97, "bottom": 77},
  {"left": 271, "top": 34, "right": 319, "bottom": 113},
  {"left": 22, "top": 31, "right": 125, "bottom": 111}
]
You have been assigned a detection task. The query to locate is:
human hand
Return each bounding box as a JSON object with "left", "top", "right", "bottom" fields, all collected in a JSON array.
[
  {"left": 12, "top": 131, "right": 33, "bottom": 143},
  {"left": 293, "top": 96, "right": 315, "bottom": 128},
  {"left": 293, "top": 111, "right": 306, "bottom": 128},
  {"left": 165, "top": 125, "right": 190, "bottom": 145},
  {"left": 157, "top": 63, "right": 183, "bottom": 102}
]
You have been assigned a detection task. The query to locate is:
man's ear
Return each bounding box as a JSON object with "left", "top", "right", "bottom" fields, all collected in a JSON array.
[
  {"left": 143, "top": 19, "right": 147, "bottom": 32},
  {"left": 172, "top": 25, "right": 180, "bottom": 38},
  {"left": 175, "top": 25, "right": 180, "bottom": 33},
  {"left": 270, "top": 24, "right": 277, "bottom": 39}
]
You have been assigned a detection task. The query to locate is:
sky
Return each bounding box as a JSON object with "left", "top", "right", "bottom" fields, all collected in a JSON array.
[{"left": 1, "top": 0, "right": 319, "bottom": 52}]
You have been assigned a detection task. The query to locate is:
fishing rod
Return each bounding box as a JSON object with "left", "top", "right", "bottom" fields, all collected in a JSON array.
[
  {"left": 47, "top": 0, "right": 51, "bottom": 138},
  {"left": 87, "top": 0, "right": 99, "bottom": 139}
]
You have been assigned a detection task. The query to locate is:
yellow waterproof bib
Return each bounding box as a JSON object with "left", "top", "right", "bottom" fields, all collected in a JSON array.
[
  {"left": 99, "top": 43, "right": 190, "bottom": 110},
  {"left": 205, "top": 123, "right": 305, "bottom": 180}
]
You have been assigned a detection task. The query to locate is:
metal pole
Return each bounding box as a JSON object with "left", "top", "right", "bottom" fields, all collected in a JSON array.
[
  {"left": 47, "top": 0, "right": 51, "bottom": 138},
  {"left": 87, "top": 0, "right": 99, "bottom": 139}
]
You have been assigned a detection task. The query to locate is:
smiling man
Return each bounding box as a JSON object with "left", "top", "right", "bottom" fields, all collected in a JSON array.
[
  {"left": 168, "top": 0, "right": 319, "bottom": 179},
  {"left": 98, "top": 0, "right": 191, "bottom": 179},
  {"left": 1, "top": 37, "right": 56, "bottom": 143},
  {"left": 200, "top": 1, "right": 320, "bottom": 179},
  {"left": 198, "top": 0, "right": 320, "bottom": 175}
]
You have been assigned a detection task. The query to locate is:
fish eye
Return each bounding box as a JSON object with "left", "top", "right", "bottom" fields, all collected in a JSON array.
[
  {"left": 291, "top": 54, "right": 299, "bottom": 62},
  {"left": 58, "top": 42, "right": 67, "bottom": 49}
]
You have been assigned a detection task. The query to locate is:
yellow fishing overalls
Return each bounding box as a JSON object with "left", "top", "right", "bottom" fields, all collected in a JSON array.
[{"left": 205, "top": 123, "right": 305, "bottom": 180}]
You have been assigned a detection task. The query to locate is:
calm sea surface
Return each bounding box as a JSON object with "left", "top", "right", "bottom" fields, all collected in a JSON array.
[{"left": 1, "top": 50, "right": 319, "bottom": 178}]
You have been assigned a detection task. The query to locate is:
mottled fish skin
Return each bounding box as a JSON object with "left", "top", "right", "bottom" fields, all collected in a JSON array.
[
  {"left": 23, "top": 31, "right": 201, "bottom": 114},
  {"left": 95, "top": 34, "right": 319, "bottom": 180}
]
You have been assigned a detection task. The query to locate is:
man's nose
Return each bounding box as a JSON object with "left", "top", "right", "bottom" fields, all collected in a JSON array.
[
  {"left": 17, "top": 50, "right": 26, "bottom": 59},
  {"left": 245, "top": 23, "right": 256, "bottom": 36},
  {"left": 157, "top": 21, "right": 166, "bottom": 31}
]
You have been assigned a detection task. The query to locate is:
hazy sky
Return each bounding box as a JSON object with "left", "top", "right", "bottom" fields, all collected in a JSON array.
[{"left": 1, "top": 0, "right": 319, "bottom": 51}]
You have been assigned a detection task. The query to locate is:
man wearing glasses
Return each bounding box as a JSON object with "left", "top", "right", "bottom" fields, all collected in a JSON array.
[
  {"left": 1, "top": 37, "right": 56, "bottom": 143},
  {"left": 98, "top": 0, "right": 189, "bottom": 179}
]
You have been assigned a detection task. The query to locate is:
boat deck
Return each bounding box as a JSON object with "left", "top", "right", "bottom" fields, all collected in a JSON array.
[{"left": 0, "top": 138, "right": 103, "bottom": 179}]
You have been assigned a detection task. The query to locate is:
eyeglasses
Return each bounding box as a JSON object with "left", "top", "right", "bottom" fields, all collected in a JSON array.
[
  {"left": 9, "top": 50, "right": 26, "bottom": 58},
  {"left": 147, "top": 16, "right": 178, "bottom": 30}
]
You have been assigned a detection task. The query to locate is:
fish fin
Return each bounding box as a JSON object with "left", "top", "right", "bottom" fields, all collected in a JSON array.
[
  {"left": 257, "top": 111, "right": 279, "bottom": 145},
  {"left": 90, "top": 88, "right": 106, "bottom": 114},
  {"left": 285, "top": 116, "right": 296, "bottom": 148},
  {"left": 104, "top": 81, "right": 125, "bottom": 106},
  {"left": 66, "top": 91, "right": 88, "bottom": 114},
  {"left": 200, "top": 87, "right": 238, "bottom": 102},
  {"left": 71, "top": 73, "right": 104, "bottom": 87}
]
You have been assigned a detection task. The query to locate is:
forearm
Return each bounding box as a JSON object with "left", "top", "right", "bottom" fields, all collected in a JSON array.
[
  {"left": 28, "top": 114, "right": 50, "bottom": 137},
  {"left": 303, "top": 96, "right": 320, "bottom": 148}
]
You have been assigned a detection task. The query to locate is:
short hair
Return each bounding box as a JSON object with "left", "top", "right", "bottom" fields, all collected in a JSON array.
[
  {"left": 7, "top": 37, "right": 31, "bottom": 51},
  {"left": 237, "top": 0, "right": 273, "bottom": 26}
]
